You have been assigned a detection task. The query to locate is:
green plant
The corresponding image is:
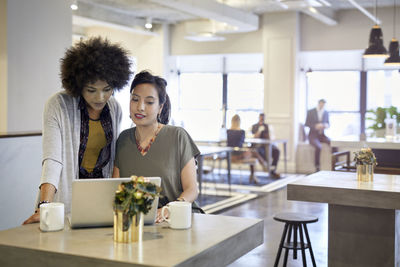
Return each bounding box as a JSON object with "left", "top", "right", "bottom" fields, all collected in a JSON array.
[
  {"left": 353, "top": 148, "right": 377, "bottom": 165},
  {"left": 366, "top": 106, "right": 400, "bottom": 131},
  {"left": 114, "top": 176, "right": 162, "bottom": 231}
]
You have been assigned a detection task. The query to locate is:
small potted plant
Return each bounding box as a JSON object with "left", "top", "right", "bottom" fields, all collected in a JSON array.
[
  {"left": 354, "top": 148, "right": 377, "bottom": 182},
  {"left": 114, "top": 175, "right": 161, "bottom": 243}
]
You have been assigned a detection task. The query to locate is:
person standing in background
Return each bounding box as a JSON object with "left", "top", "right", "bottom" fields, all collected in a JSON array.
[
  {"left": 305, "top": 99, "right": 330, "bottom": 172},
  {"left": 251, "top": 113, "right": 280, "bottom": 178}
]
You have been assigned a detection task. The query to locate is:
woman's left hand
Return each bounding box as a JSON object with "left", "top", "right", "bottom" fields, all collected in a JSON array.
[{"left": 156, "top": 208, "right": 168, "bottom": 223}]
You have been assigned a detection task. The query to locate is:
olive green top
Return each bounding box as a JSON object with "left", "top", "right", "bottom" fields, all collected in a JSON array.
[{"left": 115, "top": 125, "right": 200, "bottom": 208}]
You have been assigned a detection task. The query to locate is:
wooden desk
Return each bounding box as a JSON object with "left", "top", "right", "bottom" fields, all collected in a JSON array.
[
  {"left": 197, "top": 146, "right": 233, "bottom": 197},
  {"left": 0, "top": 214, "right": 263, "bottom": 267},
  {"left": 287, "top": 171, "right": 400, "bottom": 267}
]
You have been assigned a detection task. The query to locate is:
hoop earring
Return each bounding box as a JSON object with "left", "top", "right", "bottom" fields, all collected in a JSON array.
[{"left": 157, "top": 113, "right": 161, "bottom": 122}]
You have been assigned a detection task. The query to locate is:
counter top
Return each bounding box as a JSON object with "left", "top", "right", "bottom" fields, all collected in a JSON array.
[
  {"left": 331, "top": 135, "right": 400, "bottom": 149},
  {"left": 0, "top": 214, "right": 263, "bottom": 267},
  {"left": 287, "top": 171, "right": 400, "bottom": 267},
  {"left": 287, "top": 171, "right": 400, "bottom": 210}
]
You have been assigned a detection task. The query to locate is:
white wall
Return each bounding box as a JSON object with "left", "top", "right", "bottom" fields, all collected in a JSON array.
[
  {"left": 301, "top": 7, "right": 400, "bottom": 51},
  {"left": 0, "top": 0, "right": 6, "bottom": 132},
  {"left": 170, "top": 22, "right": 263, "bottom": 55},
  {"left": 0, "top": 136, "right": 42, "bottom": 230},
  {"left": 6, "top": 0, "right": 71, "bottom": 132}
]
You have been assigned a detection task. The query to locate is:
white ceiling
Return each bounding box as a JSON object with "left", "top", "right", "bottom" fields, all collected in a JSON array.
[{"left": 72, "top": 0, "right": 397, "bottom": 37}]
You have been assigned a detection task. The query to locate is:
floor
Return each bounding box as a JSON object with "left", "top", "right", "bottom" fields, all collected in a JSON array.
[{"left": 221, "top": 186, "right": 328, "bottom": 267}]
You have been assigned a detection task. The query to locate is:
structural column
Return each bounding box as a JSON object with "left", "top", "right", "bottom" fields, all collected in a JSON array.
[
  {"left": 262, "top": 12, "right": 300, "bottom": 173},
  {"left": 0, "top": 0, "right": 7, "bottom": 132}
]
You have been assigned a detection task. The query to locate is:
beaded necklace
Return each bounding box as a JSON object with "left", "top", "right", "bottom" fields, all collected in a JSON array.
[{"left": 135, "top": 123, "right": 161, "bottom": 155}]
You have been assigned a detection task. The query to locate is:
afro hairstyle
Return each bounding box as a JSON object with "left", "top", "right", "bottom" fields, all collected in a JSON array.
[{"left": 60, "top": 37, "right": 132, "bottom": 97}]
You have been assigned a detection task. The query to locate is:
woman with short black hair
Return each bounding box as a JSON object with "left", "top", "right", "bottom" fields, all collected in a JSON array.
[
  {"left": 23, "top": 37, "right": 132, "bottom": 224},
  {"left": 113, "top": 71, "right": 200, "bottom": 222}
]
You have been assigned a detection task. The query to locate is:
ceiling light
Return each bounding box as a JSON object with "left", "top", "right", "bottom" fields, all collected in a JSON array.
[
  {"left": 363, "top": 0, "right": 387, "bottom": 58},
  {"left": 308, "top": 7, "right": 318, "bottom": 13},
  {"left": 384, "top": 39, "right": 400, "bottom": 65},
  {"left": 184, "top": 33, "right": 225, "bottom": 42},
  {"left": 384, "top": 0, "right": 400, "bottom": 65},
  {"left": 145, "top": 18, "right": 152, "bottom": 29},
  {"left": 70, "top": 0, "right": 78, "bottom": 10}
]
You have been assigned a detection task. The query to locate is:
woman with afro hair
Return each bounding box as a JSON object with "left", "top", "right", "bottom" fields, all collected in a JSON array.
[{"left": 23, "top": 37, "right": 132, "bottom": 224}]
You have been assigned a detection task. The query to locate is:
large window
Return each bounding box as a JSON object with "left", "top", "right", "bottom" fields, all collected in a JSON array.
[
  {"left": 226, "top": 73, "right": 264, "bottom": 133},
  {"left": 306, "top": 71, "right": 360, "bottom": 139},
  {"left": 178, "top": 73, "right": 223, "bottom": 141},
  {"left": 365, "top": 70, "right": 400, "bottom": 135},
  {"left": 114, "top": 86, "right": 133, "bottom": 132},
  {"left": 367, "top": 70, "right": 400, "bottom": 109},
  {"left": 178, "top": 72, "right": 264, "bottom": 141}
]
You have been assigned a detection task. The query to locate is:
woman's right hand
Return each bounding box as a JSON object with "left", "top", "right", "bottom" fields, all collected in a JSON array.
[{"left": 23, "top": 211, "right": 40, "bottom": 225}]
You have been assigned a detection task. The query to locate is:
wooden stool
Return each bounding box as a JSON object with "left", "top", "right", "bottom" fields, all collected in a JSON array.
[{"left": 273, "top": 212, "right": 318, "bottom": 267}]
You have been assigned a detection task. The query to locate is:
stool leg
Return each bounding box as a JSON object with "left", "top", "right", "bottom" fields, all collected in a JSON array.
[
  {"left": 303, "top": 224, "right": 317, "bottom": 267},
  {"left": 274, "top": 223, "right": 289, "bottom": 267},
  {"left": 299, "top": 223, "right": 307, "bottom": 267},
  {"left": 293, "top": 224, "right": 298, "bottom": 259},
  {"left": 283, "top": 224, "right": 292, "bottom": 267}
]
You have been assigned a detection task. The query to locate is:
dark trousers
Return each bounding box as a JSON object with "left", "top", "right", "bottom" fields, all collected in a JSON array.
[
  {"left": 257, "top": 144, "right": 280, "bottom": 168},
  {"left": 308, "top": 133, "right": 330, "bottom": 167}
]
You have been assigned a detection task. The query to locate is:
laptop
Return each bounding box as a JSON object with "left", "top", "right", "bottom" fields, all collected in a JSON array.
[{"left": 69, "top": 177, "right": 161, "bottom": 228}]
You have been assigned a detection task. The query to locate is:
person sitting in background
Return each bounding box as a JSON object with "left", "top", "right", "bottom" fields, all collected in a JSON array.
[
  {"left": 251, "top": 113, "right": 281, "bottom": 178},
  {"left": 112, "top": 71, "right": 201, "bottom": 222},
  {"left": 305, "top": 99, "right": 331, "bottom": 172},
  {"left": 228, "top": 114, "right": 267, "bottom": 184},
  {"left": 23, "top": 37, "right": 132, "bottom": 224}
]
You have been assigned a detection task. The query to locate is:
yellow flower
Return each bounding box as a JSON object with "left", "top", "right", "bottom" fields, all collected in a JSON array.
[{"left": 134, "top": 191, "right": 143, "bottom": 199}]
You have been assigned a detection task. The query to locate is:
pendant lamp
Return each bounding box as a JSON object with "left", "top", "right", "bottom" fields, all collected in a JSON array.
[
  {"left": 384, "top": 0, "right": 400, "bottom": 65},
  {"left": 363, "top": 0, "right": 388, "bottom": 58}
]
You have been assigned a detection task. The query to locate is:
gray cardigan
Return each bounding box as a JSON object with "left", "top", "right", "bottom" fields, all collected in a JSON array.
[{"left": 39, "top": 91, "right": 122, "bottom": 214}]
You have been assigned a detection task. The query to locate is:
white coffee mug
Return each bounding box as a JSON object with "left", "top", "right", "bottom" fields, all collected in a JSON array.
[
  {"left": 161, "top": 201, "right": 192, "bottom": 229},
  {"left": 40, "top": 202, "right": 64, "bottom": 232}
]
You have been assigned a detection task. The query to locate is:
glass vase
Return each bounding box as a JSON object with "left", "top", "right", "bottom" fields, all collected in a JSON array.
[
  {"left": 357, "top": 164, "right": 374, "bottom": 182},
  {"left": 114, "top": 210, "right": 144, "bottom": 243}
]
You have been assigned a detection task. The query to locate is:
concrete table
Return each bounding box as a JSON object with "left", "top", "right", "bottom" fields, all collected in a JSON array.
[
  {"left": 332, "top": 136, "right": 400, "bottom": 168},
  {"left": 331, "top": 135, "right": 400, "bottom": 150},
  {"left": 287, "top": 171, "right": 400, "bottom": 267},
  {"left": 0, "top": 214, "right": 263, "bottom": 267}
]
